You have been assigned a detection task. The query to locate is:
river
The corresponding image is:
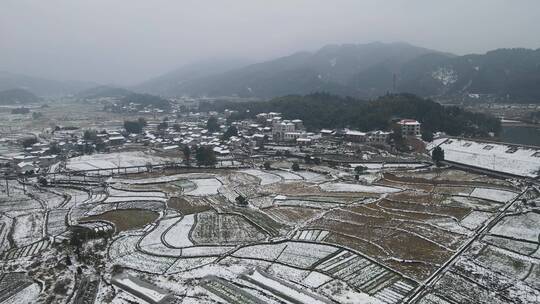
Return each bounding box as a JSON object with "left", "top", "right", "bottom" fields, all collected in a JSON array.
[{"left": 500, "top": 125, "right": 540, "bottom": 146}]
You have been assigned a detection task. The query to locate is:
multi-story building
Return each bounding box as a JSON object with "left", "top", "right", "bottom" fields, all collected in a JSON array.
[
  {"left": 368, "top": 130, "right": 391, "bottom": 144},
  {"left": 397, "top": 119, "right": 421, "bottom": 137},
  {"left": 344, "top": 130, "right": 367, "bottom": 143},
  {"left": 272, "top": 120, "right": 295, "bottom": 141}
]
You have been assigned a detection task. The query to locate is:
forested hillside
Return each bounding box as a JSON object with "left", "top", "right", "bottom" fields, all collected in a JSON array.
[{"left": 200, "top": 93, "right": 501, "bottom": 137}]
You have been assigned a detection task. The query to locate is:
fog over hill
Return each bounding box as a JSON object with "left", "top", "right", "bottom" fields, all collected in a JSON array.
[
  {"left": 0, "top": 88, "right": 40, "bottom": 105},
  {"left": 0, "top": 71, "right": 96, "bottom": 97},
  {"left": 2, "top": 42, "right": 540, "bottom": 102},
  {"left": 136, "top": 42, "right": 444, "bottom": 98},
  {"left": 135, "top": 43, "right": 540, "bottom": 102}
]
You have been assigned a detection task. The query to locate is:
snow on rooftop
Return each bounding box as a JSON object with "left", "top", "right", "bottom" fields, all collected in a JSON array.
[
  {"left": 345, "top": 130, "right": 366, "bottom": 136},
  {"left": 398, "top": 119, "right": 421, "bottom": 125},
  {"left": 432, "top": 138, "right": 540, "bottom": 177}
]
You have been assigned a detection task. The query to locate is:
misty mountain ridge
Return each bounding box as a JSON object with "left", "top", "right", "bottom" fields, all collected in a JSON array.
[
  {"left": 0, "top": 88, "right": 40, "bottom": 105},
  {"left": 136, "top": 42, "right": 540, "bottom": 102},
  {"left": 133, "top": 58, "right": 252, "bottom": 96},
  {"left": 3, "top": 42, "right": 540, "bottom": 103},
  {"left": 0, "top": 71, "right": 96, "bottom": 97},
  {"left": 76, "top": 85, "right": 133, "bottom": 99},
  {"left": 138, "top": 42, "right": 443, "bottom": 98},
  {"left": 399, "top": 48, "right": 540, "bottom": 101}
]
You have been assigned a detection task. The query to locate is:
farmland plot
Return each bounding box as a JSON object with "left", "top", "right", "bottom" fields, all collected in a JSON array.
[
  {"left": 490, "top": 212, "right": 540, "bottom": 242},
  {"left": 271, "top": 170, "right": 303, "bottom": 181},
  {"left": 470, "top": 187, "right": 518, "bottom": 203},
  {"left": 162, "top": 215, "right": 195, "bottom": 248},
  {"left": 115, "top": 249, "right": 177, "bottom": 273},
  {"left": 12, "top": 212, "right": 45, "bottom": 247},
  {"left": 45, "top": 209, "right": 68, "bottom": 236},
  {"left": 238, "top": 169, "right": 282, "bottom": 185},
  {"left": 0, "top": 193, "right": 41, "bottom": 212},
  {"left": 168, "top": 197, "right": 213, "bottom": 214},
  {"left": 272, "top": 198, "right": 343, "bottom": 209},
  {"left": 0, "top": 216, "right": 12, "bottom": 252},
  {"left": 264, "top": 206, "right": 324, "bottom": 226},
  {"left": 416, "top": 194, "right": 540, "bottom": 304},
  {"left": 191, "top": 212, "right": 267, "bottom": 245},
  {"left": 319, "top": 182, "right": 401, "bottom": 193},
  {"left": 139, "top": 217, "right": 183, "bottom": 256},
  {"left": 82, "top": 209, "right": 159, "bottom": 232},
  {"left": 32, "top": 189, "right": 66, "bottom": 209},
  {"left": 293, "top": 170, "right": 329, "bottom": 182},
  {"left": 66, "top": 151, "right": 170, "bottom": 172},
  {"left": 417, "top": 248, "right": 540, "bottom": 304},
  {"left": 113, "top": 173, "right": 213, "bottom": 185},
  {"left": 185, "top": 178, "right": 221, "bottom": 196},
  {"left": 305, "top": 194, "right": 493, "bottom": 280}
]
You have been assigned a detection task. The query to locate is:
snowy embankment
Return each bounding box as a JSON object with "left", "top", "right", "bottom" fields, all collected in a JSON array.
[
  {"left": 431, "top": 138, "right": 540, "bottom": 178},
  {"left": 319, "top": 182, "right": 401, "bottom": 193}
]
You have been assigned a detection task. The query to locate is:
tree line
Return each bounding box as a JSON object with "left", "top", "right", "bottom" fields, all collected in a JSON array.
[{"left": 200, "top": 93, "right": 501, "bottom": 138}]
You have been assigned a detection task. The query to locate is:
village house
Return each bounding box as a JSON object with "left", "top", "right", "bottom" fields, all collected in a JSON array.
[
  {"left": 272, "top": 120, "right": 296, "bottom": 142},
  {"left": 398, "top": 119, "right": 421, "bottom": 137},
  {"left": 320, "top": 129, "right": 335, "bottom": 137},
  {"left": 17, "top": 161, "right": 36, "bottom": 174},
  {"left": 344, "top": 130, "right": 367, "bottom": 143},
  {"left": 368, "top": 130, "right": 391, "bottom": 144}
]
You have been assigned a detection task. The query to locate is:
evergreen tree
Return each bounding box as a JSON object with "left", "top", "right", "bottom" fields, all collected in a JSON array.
[
  {"left": 222, "top": 125, "right": 238, "bottom": 140},
  {"left": 196, "top": 146, "right": 217, "bottom": 167},
  {"left": 432, "top": 146, "right": 445, "bottom": 166},
  {"left": 206, "top": 116, "right": 220, "bottom": 133},
  {"left": 183, "top": 146, "right": 191, "bottom": 165}
]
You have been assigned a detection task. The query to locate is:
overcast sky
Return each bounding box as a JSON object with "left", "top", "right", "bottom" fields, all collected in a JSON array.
[{"left": 1, "top": 0, "right": 539, "bottom": 85}]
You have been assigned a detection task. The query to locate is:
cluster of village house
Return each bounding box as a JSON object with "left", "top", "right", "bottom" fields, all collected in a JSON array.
[
  {"left": 234, "top": 111, "right": 420, "bottom": 145},
  {"left": 0, "top": 108, "right": 421, "bottom": 175}
]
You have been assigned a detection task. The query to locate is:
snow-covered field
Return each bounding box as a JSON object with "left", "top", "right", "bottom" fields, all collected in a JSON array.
[
  {"left": 319, "top": 182, "right": 401, "bottom": 193},
  {"left": 12, "top": 212, "right": 44, "bottom": 247},
  {"left": 350, "top": 163, "right": 427, "bottom": 171},
  {"left": 432, "top": 138, "right": 540, "bottom": 177},
  {"left": 469, "top": 188, "right": 518, "bottom": 203},
  {"left": 113, "top": 173, "right": 214, "bottom": 185},
  {"left": 184, "top": 178, "right": 221, "bottom": 196},
  {"left": 67, "top": 151, "right": 169, "bottom": 171},
  {"left": 163, "top": 215, "right": 195, "bottom": 248},
  {"left": 272, "top": 170, "right": 303, "bottom": 181},
  {"left": 105, "top": 196, "right": 167, "bottom": 203},
  {"left": 490, "top": 212, "right": 540, "bottom": 242},
  {"left": 244, "top": 270, "right": 331, "bottom": 304},
  {"left": 139, "top": 218, "right": 183, "bottom": 256},
  {"left": 238, "top": 169, "right": 282, "bottom": 185},
  {"left": 1, "top": 282, "right": 41, "bottom": 304},
  {"left": 460, "top": 211, "right": 493, "bottom": 230},
  {"left": 293, "top": 170, "right": 329, "bottom": 182}
]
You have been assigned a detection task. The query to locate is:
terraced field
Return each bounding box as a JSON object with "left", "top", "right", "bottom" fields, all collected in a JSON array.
[{"left": 0, "top": 165, "right": 537, "bottom": 303}]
